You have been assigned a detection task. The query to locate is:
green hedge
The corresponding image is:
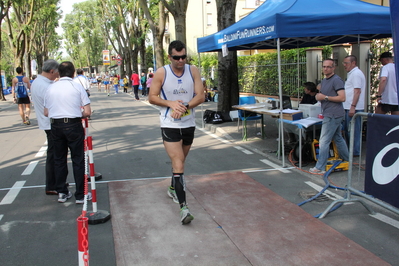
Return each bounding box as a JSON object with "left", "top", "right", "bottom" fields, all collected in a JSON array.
[{"left": 194, "top": 46, "right": 333, "bottom": 95}]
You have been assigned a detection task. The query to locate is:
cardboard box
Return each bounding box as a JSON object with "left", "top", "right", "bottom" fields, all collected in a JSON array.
[
  {"left": 282, "top": 111, "right": 303, "bottom": 120},
  {"left": 299, "top": 104, "right": 321, "bottom": 118}
]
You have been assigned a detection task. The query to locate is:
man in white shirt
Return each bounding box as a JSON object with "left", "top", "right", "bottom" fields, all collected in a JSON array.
[
  {"left": 74, "top": 68, "right": 91, "bottom": 96},
  {"left": 31, "top": 59, "right": 60, "bottom": 195},
  {"left": 44, "top": 61, "right": 92, "bottom": 204},
  {"left": 342, "top": 55, "right": 366, "bottom": 157},
  {"left": 376, "top": 52, "right": 398, "bottom": 115}
]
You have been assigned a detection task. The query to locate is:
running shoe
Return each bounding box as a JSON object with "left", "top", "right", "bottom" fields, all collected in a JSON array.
[
  {"left": 180, "top": 205, "right": 194, "bottom": 225},
  {"left": 58, "top": 191, "right": 73, "bottom": 203},
  {"left": 309, "top": 167, "right": 326, "bottom": 175},
  {"left": 76, "top": 192, "right": 92, "bottom": 204},
  {"left": 25, "top": 117, "right": 30, "bottom": 125},
  {"left": 167, "top": 186, "right": 179, "bottom": 204}
]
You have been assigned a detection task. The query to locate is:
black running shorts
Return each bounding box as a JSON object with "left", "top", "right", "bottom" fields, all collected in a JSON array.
[
  {"left": 17, "top": 97, "right": 31, "bottom": 104},
  {"left": 161, "top": 127, "right": 195, "bottom": 145},
  {"left": 380, "top": 103, "right": 399, "bottom": 113}
]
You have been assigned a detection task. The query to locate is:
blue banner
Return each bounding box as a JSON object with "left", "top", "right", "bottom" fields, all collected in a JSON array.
[
  {"left": 391, "top": 0, "right": 399, "bottom": 104},
  {"left": 365, "top": 114, "right": 399, "bottom": 208}
]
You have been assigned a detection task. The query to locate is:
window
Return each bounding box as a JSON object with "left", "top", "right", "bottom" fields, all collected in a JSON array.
[{"left": 207, "top": 13, "right": 212, "bottom": 26}]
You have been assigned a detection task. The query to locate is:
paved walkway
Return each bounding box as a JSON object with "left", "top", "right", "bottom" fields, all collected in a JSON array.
[{"left": 109, "top": 171, "right": 389, "bottom": 266}]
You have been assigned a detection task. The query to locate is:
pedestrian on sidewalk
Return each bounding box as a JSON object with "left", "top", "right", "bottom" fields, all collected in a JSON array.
[
  {"left": 103, "top": 71, "right": 111, "bottom": 96},
  {"left": 11, "top": 67, "right": 31, "bottom": 125},
  {"left": 140, "top": 71, "right": 147, "bottom": 96},
  {"left": 149, "top": 40, "right": 204, "bottom": 224},
  {"left": 74, "top": 68, "right": 91, "bottom": 97},
  {"left": 31, "top": 59, "right": 61, "bottom": 195},
  {"left": 310, "top": 59, "right": 349, "bottom": 174},
  {"left": 342, "top": 55, "right": 366, "bottom": 157},
  {"left": 375, "top": 51, "right": 398, "bottom": 115},
  {"left": 113, "top": 74, "right": 119, "bottom": 94},
  {"left": 123, "top": 75, "right": 129, "bottom": 93},
  {"left": 146, "top": 73, "right": 153, "bottom": 95},
  {"left": 96, "top": 74, "right": 102, "bottom": 92},
  {"left": 44, "top": 61, "right": 92, "bottom": 204},
  {"left": 131, "top": 71, "right": 140, "bottom": 100}
]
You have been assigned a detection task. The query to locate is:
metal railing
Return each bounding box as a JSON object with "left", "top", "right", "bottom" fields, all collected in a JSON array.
[{"left": 319, "top": 112, "right": 399, "bottom": 218}]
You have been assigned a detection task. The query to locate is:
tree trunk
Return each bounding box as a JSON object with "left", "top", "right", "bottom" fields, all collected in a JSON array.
[
  {"left": 140, "top": 37, "right": 146, "bottom": 72},
  {"left": 36, "top": 54, "right": 43, "bottom": 74},
  {"left": 216, "top": 0, "right": 239, "bottom": 112},
  {"left": 132, "top": 48, "right": 139, "bottom": 74},
  {"left": 0, "top": 20, "right": 5, "bottom": 101},
  {"left": 139, "top": 0, "right": 166, "bottom": 70},
  {"left": 154, "top": 32, "right": 164, "bottom": 69},
  {"left": 173, "top": 12, "right": 186, "bottom": 44},
  {"left": 217, "top": 52, "right": 239, "bottom": 112}
]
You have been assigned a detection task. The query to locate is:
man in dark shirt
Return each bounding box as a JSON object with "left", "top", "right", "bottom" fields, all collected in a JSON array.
[
  {"left": 310, "top": 59, "right": 349, "bottom": 174},
  {"left": 300, "top": 82, "right": 318, "bottom": 104}
]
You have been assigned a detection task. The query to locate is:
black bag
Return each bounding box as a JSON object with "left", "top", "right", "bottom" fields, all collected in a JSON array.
[
  {"left": 292, "top": 139, "right": 314, "bottom": 165},
  {"left": 203, "top": 110, "right": 223, "bottom": 124}
]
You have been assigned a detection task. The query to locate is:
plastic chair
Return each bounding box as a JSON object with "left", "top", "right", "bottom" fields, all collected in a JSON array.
[{"left": 237, "top": 96, "right": 263, "bottom": 140}]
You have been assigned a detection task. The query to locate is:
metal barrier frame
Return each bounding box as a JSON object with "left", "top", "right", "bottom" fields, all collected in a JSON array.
[{"left": 319, "top": 112, "right": 399, "bottom": 218}]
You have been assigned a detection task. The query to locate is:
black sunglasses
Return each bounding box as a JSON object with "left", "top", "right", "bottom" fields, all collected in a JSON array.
[{"left": 171, "top": 55, "right": 187, "bottom": 61}]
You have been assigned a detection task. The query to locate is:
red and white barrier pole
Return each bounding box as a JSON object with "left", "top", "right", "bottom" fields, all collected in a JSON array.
[
  {"left": 82, "top": 118, "right": 111, "bottom": 225},
  {"left": 82, "top": 118, "right": 102, "bottom": 181},
  {"left": 77, "top": 216, "right": 89, "bottom": 266},
  {"left": 87, "top": 136, "right": 98, "bottom": 213},
  {"left": 82, "top": 132, "right": 90, "bottom": 215}
]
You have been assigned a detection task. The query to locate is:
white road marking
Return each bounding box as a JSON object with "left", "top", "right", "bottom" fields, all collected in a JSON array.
[
  {"left": 234, "top": 146, "right": 253, "bottom": 154},
  {"left": 21, "top": 161, "right": 39, "bottom": 175},
  {"left": 35, "top": 146, "right": 48, "bottom": 157},
  {"left": 0, "top": 181, "right": 26, "bottom": 205},
  {"left": 260, "top": 159, "right": 291, "bottom": 173},
  {"left": 0, "top": 214, "right": 3, "bottom": 222},
  {"left": 243, "top": 167, "right": 295, "bottom": 173},
  {"left": 304, "top": 181, "right": 344, "bottom": 201},
  {"left": 370, "top": 213, "right": 399, "bottom": 230}
]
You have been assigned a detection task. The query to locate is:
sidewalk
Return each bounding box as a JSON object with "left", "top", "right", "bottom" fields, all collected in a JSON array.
[
  {"left": 0, "top": 93, "right": 14, "bottom": 111},
  {"left": 110, "top": 172, "right": 389, "bottom": 266}
]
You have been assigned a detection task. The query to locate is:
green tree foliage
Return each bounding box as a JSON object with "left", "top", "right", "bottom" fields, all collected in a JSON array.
[
  {"left": 30, "top": 0, "right": 61, "bottom": 72},
  {"left": 194, "top": 46, "right": 333, "bottom": 98},
  {"left": 139, "top": 0, "right": 167, "bottom": 69},
  {"left": 63, "top": 0, "right": 104, "bottom": 73},
  {"left": 5, "top": 0, "right": 36, "bottom": 69}
]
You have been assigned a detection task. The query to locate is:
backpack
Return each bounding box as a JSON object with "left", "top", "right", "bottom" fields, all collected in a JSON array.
[
  {"left": 203, "top": 110, "right": 223, "bottom": 124},
  {"left": 292, "top": 139, "right": 314, "bottom": 165}
]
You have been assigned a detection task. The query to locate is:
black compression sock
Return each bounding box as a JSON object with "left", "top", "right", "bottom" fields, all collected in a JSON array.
[{"left": 172, "top": 173, "right": 186, "bottom": 206}]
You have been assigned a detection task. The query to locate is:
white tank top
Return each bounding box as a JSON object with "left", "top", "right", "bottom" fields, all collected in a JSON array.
[{"left": 159, "top": 64, "right": 195, "bottom": 128}]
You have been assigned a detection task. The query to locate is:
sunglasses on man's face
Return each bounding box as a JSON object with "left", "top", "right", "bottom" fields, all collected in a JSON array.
[{"left": 171, "top": 55, "right": 187, "bottom": 61}]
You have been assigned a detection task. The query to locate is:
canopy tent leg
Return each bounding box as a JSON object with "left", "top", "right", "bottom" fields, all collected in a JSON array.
[
  {"left": 198, "top": 52, "right": 205, "bottom": 129},
  {"left": 277, "top": 38, "right": 286, "bottom": 167}
]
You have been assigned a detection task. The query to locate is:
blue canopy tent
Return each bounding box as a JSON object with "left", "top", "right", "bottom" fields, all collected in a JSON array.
[
  {"left": 197, "top": 0, "right": 391, "bottom": 52},
  {"left": 197, "top": 0, "right": 391, "bottom": 166}
]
